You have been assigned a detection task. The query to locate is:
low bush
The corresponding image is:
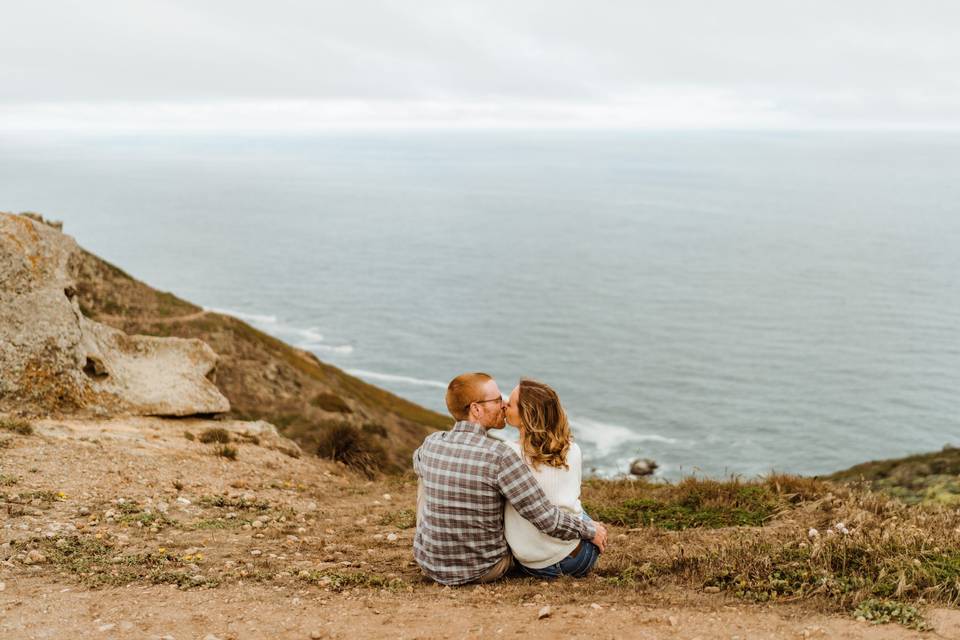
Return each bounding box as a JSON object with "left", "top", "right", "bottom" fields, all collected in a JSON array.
[
  {"left": 198, "top": 428, "right": 231, "bottom": 444},
  {"left": 315, "top": 422, "right": 387, "bottom": 478},
  {"left": 0, "top": 418, "right": 33, "bottom": 436}
]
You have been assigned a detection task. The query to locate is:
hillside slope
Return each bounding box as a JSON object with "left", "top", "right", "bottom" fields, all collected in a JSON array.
[
  {"left": 826, "top": 446, "right": 960, "bottom": 505},
  {"left": 65, "top": 240, "right": 449, "bottom": 472}
]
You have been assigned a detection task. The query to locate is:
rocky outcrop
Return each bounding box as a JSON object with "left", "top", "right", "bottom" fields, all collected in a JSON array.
[
  {"left": 0, "top": 212, "right": 230, "bottom": 417},
  {"left": 629, "top": 458, "right": 659, "bottom": 476}
]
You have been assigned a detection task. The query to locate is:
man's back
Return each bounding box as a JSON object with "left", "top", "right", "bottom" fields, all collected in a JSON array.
[{"left": 413, "top": 421, "right": 514, "bottom": 585}]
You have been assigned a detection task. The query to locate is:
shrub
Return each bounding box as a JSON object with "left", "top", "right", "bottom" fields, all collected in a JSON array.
[
  {"left": 310, "top": 392, "right": 353, "bottom": 413},
  {"left": 183, "top": 431, "right": 196, "bottom": 441},
  {"left": 236, "top": 432, "right": 260, "bottom": 445},
  {"left": 214, "top": 444, "right": 238, "bottom": 461},
  {"left": 198, "top": 428, "right": 231, "bottom": 444},
  {"left": 0, "top": 418, "right": 33, "bottom": 436},
  {"left": 361, "top": 422, "right": 388, "bottom": 438},
  {"left": 316, "top": 423, "right": 387, "bottom": 478}
]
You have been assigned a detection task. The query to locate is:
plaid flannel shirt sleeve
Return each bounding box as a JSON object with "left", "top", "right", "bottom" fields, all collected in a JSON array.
[{"left": 495, "top": 447, "right": 596, "bottom": 541}]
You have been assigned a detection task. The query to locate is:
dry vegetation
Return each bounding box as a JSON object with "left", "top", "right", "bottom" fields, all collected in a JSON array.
[
  {"left": 3, "top": 416, "right": 958, "bottom": 634},
  {"left": 583, "top": 474, "right": 960, "bottom": 630}
]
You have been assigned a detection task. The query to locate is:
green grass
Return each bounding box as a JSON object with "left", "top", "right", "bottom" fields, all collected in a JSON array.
[
  {"left": 17, "top": 489, "right": 62, "bottom": 503},
  {"left": 199, "top": 494, "right": 271, "bottom": 511},
  {"left": 582, "top": 477, "right": 797, "bottom": 530},
  {"left": 378, "top": 508, "right": 417, "bottom": 529},
  {"left": 26, "top": 535, "right": 216, "bottom": 589},
  {"left": 854, "top": 599, "right": 931, "bottom": 630},
  {"left": 298, "top": 569, "right": 406, "bottom": 592}
]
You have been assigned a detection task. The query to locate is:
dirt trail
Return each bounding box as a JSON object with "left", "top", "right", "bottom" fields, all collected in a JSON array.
[{"left": 2, "top": 418, "right": 958, "bottom": 639}]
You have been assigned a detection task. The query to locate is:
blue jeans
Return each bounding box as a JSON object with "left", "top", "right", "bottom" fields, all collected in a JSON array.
[{"left": 519, "top": 512, "right": 600, "bottom": 579}]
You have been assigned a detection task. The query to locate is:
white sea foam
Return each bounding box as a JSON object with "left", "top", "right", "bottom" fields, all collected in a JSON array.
[
  {"left": 569, "top": 415, "right": 677, "bottom": 455},
  {"left": 347, "top": 369, "right": 448, "bottom": 389},
  {"left": 309, "top": 344, "right": 355, "bottom": 355},
  {"left": 296, "top": 326, "right": 325, "bottom": 344},
  {"left": 204, "top": 306, "right": 278, "bottom": 325},
  {"left": 204, "top": 307, "right": 354, "bottom": 356}
]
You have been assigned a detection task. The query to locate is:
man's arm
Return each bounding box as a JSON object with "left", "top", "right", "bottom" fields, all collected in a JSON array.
[{"left": 496, "top": 448, "right": 596, "bottom": 541}]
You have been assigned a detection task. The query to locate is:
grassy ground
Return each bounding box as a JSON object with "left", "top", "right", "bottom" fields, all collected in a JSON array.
[
  {"left": 581, "top": 474, "right": 959, "bottom": 630},
  {"left": 4, "top": 418, "right": 959, "bottom": 634}
]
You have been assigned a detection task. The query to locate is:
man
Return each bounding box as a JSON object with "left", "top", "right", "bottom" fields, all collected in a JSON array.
[{"left": 412, "top": 372, "right": 608, "bottom": 586}]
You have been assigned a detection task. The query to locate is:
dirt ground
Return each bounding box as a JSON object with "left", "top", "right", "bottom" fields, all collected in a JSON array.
[{"left": 2, "top": 418, "right": 958, "bottom": 640}]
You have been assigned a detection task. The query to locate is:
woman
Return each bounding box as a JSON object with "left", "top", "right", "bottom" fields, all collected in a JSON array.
[{"left": 503, "top": 378, "right": 601, "bottom": 578}]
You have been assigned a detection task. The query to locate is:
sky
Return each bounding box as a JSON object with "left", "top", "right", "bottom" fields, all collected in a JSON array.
[{"left": 2, "top": 0, "right": 959, "bottom": 131}]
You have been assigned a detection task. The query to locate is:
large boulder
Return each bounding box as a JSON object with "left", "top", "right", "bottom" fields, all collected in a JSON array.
[{"left": 0, "top": 212, "right": 230, "bottom": 417}]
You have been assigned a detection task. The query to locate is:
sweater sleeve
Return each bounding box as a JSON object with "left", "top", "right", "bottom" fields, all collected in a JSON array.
[{"left": 496, "top": 447, "right": 596, "bottom": 541}]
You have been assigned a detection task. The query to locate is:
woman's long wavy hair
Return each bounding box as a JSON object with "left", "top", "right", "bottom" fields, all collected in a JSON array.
[{"left": 517, "top": 378, "right": 571, "bottom": 470}]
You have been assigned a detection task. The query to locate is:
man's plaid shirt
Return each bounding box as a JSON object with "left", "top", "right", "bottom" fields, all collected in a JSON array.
[{"left": 412, "top": 420, "right": 596, "bottom": 586}]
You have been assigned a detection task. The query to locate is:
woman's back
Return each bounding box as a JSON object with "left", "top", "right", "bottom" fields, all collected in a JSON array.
[{"left": 503, "top": 441, "right": 583, "bottom": 569}]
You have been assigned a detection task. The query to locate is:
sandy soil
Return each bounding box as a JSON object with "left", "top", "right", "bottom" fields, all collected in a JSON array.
[{"left": 2, "top": 418, "right": 958, "bottom": 640}]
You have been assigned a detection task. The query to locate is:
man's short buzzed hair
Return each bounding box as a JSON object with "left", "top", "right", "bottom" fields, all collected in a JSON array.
[{"left": 445, "top": 372, "right": 493, "bottom": 421}]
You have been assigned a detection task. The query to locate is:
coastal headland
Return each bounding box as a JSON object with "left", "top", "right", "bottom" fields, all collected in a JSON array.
[{"left": 2, "top": 212, "right": 958, "bottom": 639}]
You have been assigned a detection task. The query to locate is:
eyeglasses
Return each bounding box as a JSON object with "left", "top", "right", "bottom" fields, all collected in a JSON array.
[{"left": 464, "top": 396, "right": 503, "bottom": 412}]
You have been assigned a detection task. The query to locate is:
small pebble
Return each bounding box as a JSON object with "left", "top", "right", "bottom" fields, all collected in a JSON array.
[{"left": 537, "top": 605, "right": 551, "bottom": 620}]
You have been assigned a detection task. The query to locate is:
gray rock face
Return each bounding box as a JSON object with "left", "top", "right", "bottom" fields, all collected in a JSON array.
[{"left": 0, "top": 212, "right": 230, "bottom": 417}]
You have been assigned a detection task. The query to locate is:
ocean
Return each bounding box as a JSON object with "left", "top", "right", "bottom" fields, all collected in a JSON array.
[{"left": 2, "top": 130, "right": 958, "bottom": 479}]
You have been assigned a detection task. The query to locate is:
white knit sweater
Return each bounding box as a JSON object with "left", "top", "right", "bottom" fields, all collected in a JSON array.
[{"left": 503, "top": 440, "right": 584, "bottom": 569}]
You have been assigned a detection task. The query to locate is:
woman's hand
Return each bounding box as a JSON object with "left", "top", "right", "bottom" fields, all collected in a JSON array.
[{"left": 591, "top": 521, "right": 608, "bottom": 552}]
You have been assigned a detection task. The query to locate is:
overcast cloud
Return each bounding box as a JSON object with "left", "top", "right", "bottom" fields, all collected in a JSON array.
[{"left": 2, "top": 0, "right": 958, "bottom": 130}]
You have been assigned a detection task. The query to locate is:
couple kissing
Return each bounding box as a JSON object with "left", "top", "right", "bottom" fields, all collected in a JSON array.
[{"left": 412, "top": 372, "right": 609, "bottom": 586}]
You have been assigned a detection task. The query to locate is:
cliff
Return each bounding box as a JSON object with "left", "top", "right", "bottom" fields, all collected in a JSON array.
[{"left": 0, "top": 212, "right": 449, "bottom": 473}]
